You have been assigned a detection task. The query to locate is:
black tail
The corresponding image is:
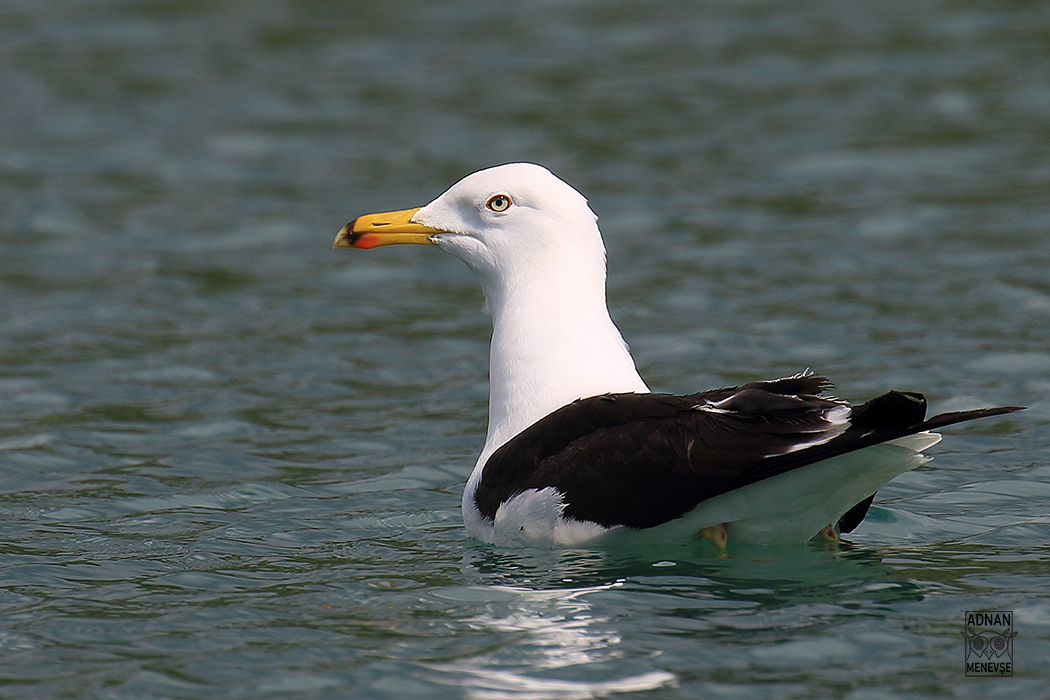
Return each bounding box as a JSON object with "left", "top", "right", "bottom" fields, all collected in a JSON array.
[{"left": 920, "top": 405, "right": 1026, "bottom": 432}]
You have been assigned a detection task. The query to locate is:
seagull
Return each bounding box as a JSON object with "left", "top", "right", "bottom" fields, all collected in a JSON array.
[{"left": 333, "top": 163, "right": 1022, "bottom": 550}]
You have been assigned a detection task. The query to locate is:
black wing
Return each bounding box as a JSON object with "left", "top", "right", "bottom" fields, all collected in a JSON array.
[{"left": 473, "top": 374, "right": 1023, "bottom": 530}]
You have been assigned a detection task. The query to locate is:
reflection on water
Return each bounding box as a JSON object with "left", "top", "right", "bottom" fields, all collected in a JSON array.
[
  {"left": 438, "top": 541, "right": 938, "bottom": 698},
  {"left": 433, "top": 583, "right": 675, "bottom": 700}
]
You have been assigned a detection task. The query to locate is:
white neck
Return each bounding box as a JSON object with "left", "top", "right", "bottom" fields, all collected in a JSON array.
[
  {"left": 460, "top": 249, "right": 649, "bottom": 539},
  {"left": 474, "top": 246, "right": 649, "bottom": 467}
]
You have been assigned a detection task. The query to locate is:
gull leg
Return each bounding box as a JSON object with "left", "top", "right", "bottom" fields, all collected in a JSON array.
[
  {"left": 813, "top": 524, "right": 840, "bottom": 543},
  {"left": 701, "top": 524, "right": 728, "bottom": 557}
]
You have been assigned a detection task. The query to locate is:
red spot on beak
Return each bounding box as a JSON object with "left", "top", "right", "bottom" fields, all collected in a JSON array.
[{"left": 353, "top": 233, "right": 380, "bottom": 249}]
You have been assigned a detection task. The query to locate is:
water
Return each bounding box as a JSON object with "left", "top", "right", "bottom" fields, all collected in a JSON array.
[{"left": 1, "top": 0, "right": 1048, "bottom": 697}]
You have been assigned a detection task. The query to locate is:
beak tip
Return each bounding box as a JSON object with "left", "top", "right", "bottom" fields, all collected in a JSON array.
[{"left": 332, "top": 221, "right": 356, "bottom": 249}]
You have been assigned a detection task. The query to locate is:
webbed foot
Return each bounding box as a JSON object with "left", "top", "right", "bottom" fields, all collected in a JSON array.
[
  {"left": 813, "top": 524, "right": 840, "bottom": 543},
  {"left": 701, "top": 523, "right": 728, "bottom": 558}
]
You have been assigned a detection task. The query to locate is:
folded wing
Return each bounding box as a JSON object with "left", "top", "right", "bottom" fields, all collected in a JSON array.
[{"left": 474, "top": 374, "right": 1022, "bottom": 535}]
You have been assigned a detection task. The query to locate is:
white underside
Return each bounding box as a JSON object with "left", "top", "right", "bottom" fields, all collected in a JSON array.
[{"left": 464, "top": 432, "right": 941, "bottom": 548}]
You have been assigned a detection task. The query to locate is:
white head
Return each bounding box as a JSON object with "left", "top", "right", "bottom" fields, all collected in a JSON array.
[
  {"left": 335, "top": 163, "right": 609, "bottom": 309},
  {"left": 414, "top": 163, "right": 604, "bottom": 281}
]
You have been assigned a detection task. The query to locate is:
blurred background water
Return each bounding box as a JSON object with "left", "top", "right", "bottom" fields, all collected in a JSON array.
[{"left": 1, "top": 0, "right": 1048, "bottom": 698}]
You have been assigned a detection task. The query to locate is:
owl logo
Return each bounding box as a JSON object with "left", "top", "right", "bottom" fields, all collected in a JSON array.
[{"left": 962, "top": 628, "right": 1016, "bottom": 660}]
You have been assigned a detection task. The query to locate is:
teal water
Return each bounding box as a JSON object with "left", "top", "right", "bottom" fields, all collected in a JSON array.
[{"left": 1, "top": 1, "right": 1048, "bottom": 697}]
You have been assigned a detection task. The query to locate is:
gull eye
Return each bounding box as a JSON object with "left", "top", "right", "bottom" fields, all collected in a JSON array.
[{"left": 485, "top": 194, "right": 512, "bottom": 212}]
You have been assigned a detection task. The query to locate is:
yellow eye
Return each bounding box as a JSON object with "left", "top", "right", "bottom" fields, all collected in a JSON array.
[{"left": 486, "top": 194, "right": 512, "bottom": 212}]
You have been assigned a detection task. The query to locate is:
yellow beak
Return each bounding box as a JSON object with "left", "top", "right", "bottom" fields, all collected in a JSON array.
[{"left": 332, "top": 207, "right": 442, "bottom": 249}]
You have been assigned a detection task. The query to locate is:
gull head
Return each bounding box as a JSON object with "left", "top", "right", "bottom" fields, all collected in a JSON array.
[{"left": 335, "top": 163, "right": 606, "bottom": 286}]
